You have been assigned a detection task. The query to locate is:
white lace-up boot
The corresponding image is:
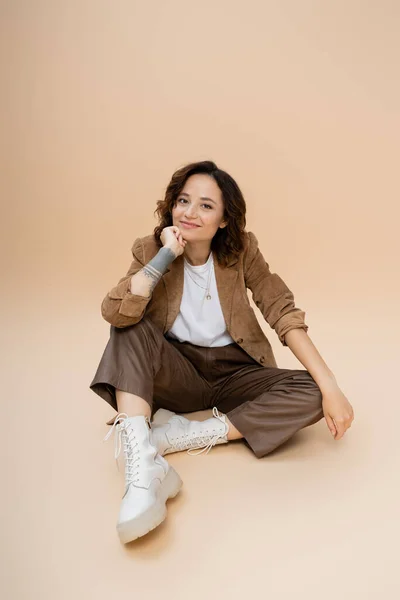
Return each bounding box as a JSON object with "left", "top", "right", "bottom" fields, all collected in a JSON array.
[
  {"left": 151, "top": 407, "right": 229, "bottom": 456},
  {"left": 103, "top": 413, "right": 183, "bottom": 543}
]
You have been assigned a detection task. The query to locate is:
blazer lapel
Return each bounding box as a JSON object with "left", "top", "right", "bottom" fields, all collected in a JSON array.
[
  {"left": 162, "top": 254, "right": 184, "bottom": 332},
  {"left": 213, "top": 256, "right": 239, "bottom": 331},
  {"left": 162, "top": 250, "right": 239, "bottom": 333}
]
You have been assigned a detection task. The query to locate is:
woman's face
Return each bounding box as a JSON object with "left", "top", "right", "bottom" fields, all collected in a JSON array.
[{"left": 171, "top": 174, "right": 227, "bottom": 243}]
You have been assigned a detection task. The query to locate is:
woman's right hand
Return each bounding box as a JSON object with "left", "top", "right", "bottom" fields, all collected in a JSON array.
[{"left": 160, "top": 225, "right": 187, "bottom": 257}]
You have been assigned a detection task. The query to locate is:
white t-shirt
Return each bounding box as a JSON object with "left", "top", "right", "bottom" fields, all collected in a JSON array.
[{"left": 166, "top": 252, "right": 235, "bottom": 347}]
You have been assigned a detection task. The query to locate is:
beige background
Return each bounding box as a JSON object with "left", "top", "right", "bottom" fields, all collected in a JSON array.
[{"left": 2, "top": 1, "right": 400, "bottom": 598}]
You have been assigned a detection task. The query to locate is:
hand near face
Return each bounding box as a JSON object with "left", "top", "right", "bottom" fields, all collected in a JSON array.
[{"left": 160, "top": 225, "right": 187, "bottom": 257}]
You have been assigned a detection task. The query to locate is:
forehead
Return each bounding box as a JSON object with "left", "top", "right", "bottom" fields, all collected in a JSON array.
[{"left": 181, "top": 174, "right": 223, "bottom": 204}]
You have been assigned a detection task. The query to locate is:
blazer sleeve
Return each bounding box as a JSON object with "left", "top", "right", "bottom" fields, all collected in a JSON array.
[
  {"left": 100, "top": 237, "right": 152, "bottom": 328},
  {"left": 244, "top": 231, "right": 309, "bottom": 346}
]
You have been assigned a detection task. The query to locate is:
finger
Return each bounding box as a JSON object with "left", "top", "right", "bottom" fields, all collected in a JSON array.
[
  {"left": 333, "top": 419, "right": 346, "bottom": 440},
  {"left": 325, "top": 414, "right": 337, "bottom": 438},
  {"left": 339, "top": 415, "right": 354, "bottom": 437},
  {"left": 346, "top": 417, "right": 354, "bottom": 429}
]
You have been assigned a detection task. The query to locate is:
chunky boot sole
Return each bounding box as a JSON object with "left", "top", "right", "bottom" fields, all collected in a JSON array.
[{"left": 116, "top": 466, "right": 183, "bottom": 544}]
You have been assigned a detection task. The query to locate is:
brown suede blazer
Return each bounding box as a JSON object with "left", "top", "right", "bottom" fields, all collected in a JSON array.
[{"left": 101, "top": 231, "right": 309, "bottom": 368}]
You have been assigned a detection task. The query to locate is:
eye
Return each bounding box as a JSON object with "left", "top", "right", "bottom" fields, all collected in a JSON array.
[{"left": 177, "top": 198, "right": 212, "bottom": 209}]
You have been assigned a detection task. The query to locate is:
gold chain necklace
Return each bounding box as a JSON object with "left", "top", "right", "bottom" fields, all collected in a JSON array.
[{"left": 184, "top": 255, "right": 213, "bottom": 300}]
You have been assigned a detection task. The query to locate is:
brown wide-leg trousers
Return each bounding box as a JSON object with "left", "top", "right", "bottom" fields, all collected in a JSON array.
[{"left": 89, "top": 317, "right": 324, "bottom": 458}]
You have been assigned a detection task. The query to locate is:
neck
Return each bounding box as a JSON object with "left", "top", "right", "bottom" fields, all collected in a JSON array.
[{"left": 183, "top": 241, "right": 212, "bottom": 266}]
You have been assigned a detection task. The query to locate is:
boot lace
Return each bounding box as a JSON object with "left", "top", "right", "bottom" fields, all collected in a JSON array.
[
  {"left": 103, "top": 412, "right": 147, "bottom": 485},
  {"left": 181, "top": 407, "right": 228, "bottom": 456}
]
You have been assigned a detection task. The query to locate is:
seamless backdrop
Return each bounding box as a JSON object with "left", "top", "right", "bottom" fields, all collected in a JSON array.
[{"left": 1, "top": 1, "right": 399, "bottom": 599}]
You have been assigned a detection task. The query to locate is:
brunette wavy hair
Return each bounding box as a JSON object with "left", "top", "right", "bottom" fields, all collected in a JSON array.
[{"left": 153, "top": 160, "right": 247, "bottom": 267}]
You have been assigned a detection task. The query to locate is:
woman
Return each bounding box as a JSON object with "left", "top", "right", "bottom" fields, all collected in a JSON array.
[{"left": 90, "top": 160, "right": 354, "bottom": 544}]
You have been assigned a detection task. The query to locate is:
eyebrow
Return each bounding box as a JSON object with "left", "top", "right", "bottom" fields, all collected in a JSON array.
[{"left": 179, "top": 192, "right": 217, "bottom": 205}]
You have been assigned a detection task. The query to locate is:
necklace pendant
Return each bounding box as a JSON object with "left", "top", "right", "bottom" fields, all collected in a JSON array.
[{"left": 206, "top": 293, "right": 211, "bottom": 300}]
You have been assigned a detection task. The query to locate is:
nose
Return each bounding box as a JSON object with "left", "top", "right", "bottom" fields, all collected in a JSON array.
[{"left": 184, "top": 205, "right": 198, "bottom": 219}]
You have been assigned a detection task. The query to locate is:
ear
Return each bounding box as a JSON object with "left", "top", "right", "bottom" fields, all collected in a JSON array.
[{"left": 219, "top": 220, "right": 228, "bottom": 229}]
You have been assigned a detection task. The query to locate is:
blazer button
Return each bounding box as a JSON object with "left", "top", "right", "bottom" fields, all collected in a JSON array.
[
  {"left": 236, "top": 337, "right": 243, "bottom": 344},
  {"left": 260, "top": 356, "right": 265, "bottom": 363}
]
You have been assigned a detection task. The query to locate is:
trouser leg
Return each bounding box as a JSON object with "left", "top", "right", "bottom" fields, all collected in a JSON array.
[
  {"left": 89, "top": 317, "right": 210, "bottom": 423},
  {"left": 215, "top": 366, "right": 324, "bottom": 459}
]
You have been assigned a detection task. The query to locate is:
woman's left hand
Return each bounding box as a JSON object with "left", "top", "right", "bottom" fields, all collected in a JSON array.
[{"left": 322, "top": 384, "right": 354, "bottom": 440}]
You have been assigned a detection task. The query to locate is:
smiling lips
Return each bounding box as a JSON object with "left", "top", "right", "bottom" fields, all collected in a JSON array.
[{"left": 180, "top": 221, "right": 200, "bottom": 229}]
